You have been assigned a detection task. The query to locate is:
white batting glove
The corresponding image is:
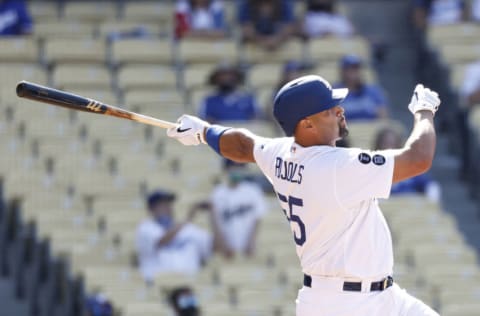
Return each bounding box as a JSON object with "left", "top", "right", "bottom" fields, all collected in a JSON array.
[
  {"left": 408, "top": 84, "right": 441, "bottom": 116},
  {"left": 166, "top": 114, "right": 210, "bottom": 146}
]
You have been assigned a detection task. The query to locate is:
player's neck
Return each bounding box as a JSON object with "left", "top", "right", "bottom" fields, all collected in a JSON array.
[{"left": 294, "top": 136, "right": 336, "bottom": 147}]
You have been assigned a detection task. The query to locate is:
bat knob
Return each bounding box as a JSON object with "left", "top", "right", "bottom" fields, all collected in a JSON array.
[{"left": 16, "top": 81, "right": 28, "bottom": 97}]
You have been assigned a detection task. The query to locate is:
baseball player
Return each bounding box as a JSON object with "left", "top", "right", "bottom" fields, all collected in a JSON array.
[{"left": 167, "top": 75, "right": 441, "bottom": 316}]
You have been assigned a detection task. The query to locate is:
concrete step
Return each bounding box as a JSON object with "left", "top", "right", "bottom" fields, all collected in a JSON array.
[
  {"left": 431, "top": 136, "right": 480, "bottom": 254},
  {"left": 0, "top": 278, "right": 28, "bottom": 316}
]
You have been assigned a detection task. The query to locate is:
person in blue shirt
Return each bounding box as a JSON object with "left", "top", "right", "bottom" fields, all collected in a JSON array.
[
  {"left": 0, "top": 0, "right": 32, "bottom": 36},
  {"left": 199, "top": 63, "right": 261, "bottom": 123},
  {"left": 238, "top": 0, "right": 296, "bottom": 50},
  {"left": 374, "top": 126, "right": 441, "bottom": 202},
  {"left": 334, "top": 54, "right": 388, "bottom": 121},
  {"left": 85, "top": 294, "right": 113, "bottom": 316}
]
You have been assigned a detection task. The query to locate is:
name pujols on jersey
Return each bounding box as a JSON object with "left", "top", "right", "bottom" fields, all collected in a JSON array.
[{"left": 275, "top": 156, "right": 304, "bottom": 184}]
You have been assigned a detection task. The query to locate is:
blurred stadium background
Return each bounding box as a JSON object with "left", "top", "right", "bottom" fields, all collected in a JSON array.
[{"left": 0, "top": 0, "right": 480, "bottom": 316}]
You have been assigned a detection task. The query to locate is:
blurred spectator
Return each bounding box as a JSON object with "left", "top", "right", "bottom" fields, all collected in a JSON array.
[
  {"left": 302, "top": 0, "right": 354, "bottom": 38},
  {"left": 269, "top": 60, "right": 312, "bottom": 124},
  {"left": 460, "top": 60, "right": 480, "bottom": 107},
  {"left": 175, "top": 0, "right": 227, "bottom": 39},
  {"left": 412, "top": 0, "right": 468, "bottom": 29},
  {"left": 238, "top": 0, "right": 295, "bottom": 50},
  {"left": 85, "top": 294, "right": 113, "bottom": 316},
  {"left": 334, "top": 55, "right": 388, "bottom": 121},
  {"left": 0, "top": 0, "right": 32, "bottom": 36},
  {"left": 107, "top": 27, "right": 153, "bottom": 42},
  {"left": 199, "top": 63, "right": 261, "bottom": 122},
  {"left": 274, "top": 60, "right": 312, "bottom": 96},
  {"left": 136, "top": 190, "right": 216, "bottom": 280},
  {"left": 473, "top": 0, "right": 480, "bottom": 21},
  {"left": 168, "top": 286, "right": 200, "bottom": 316},
  {"left": 208, "top": 159, "right": 267, "bottom": 258},
  {"left": 375, "top": 127, "right": 441, "bottom": 202}
]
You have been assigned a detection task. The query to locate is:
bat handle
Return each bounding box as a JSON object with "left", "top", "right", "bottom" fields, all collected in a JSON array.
[{"left": 130, "top": 112, "right": 178, "bottom": 129}]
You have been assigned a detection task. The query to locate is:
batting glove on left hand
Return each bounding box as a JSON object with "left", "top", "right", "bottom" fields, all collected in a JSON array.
[
  {"left": 167, "top": 115, "right": 210, "bottom": 146},
  {"left": 408, "top": 84, "right": 441, "bottom": 116}
]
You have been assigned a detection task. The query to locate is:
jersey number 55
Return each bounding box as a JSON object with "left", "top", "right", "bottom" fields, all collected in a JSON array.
[{"left": 278, "top": 193, "right": 306, "bottom": 246}]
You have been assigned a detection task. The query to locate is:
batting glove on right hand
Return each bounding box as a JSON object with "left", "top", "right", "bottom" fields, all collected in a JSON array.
[
  {"left": 167, "top": 115, "right": 210, "bottom": 146},
  {"left": 408, "top": 84, "right": 441, "bottom": 116}
]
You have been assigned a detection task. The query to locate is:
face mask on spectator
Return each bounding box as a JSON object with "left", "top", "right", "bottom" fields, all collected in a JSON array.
[
  {"left": 218, "top": 81, "right": 237, "bottom": 93},
  {"left": 175, "top": 293, "right": 199, "bottom": 316},
  {"left": 229, "top": 171, "right": 245, "bottom": 185},
  {"left": 155, "top": 214, "right": 173, "bottom": 229}
]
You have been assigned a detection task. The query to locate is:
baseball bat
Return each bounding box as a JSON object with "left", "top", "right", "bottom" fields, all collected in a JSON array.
[{"left": 16, "top": 81, "right": 178, "bottom": 129}]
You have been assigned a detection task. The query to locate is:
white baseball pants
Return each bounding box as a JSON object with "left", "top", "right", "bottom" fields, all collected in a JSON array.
[{"left": 296, "top": 283, "right": 440, "bottom": 316}]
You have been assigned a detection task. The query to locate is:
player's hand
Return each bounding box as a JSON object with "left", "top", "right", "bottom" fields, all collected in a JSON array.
[
  {"left": 167, "top": 115, "right": 210, "bottom": 146},
  {"left": 408, "top": 84, "right": 441, "bottom": 116}
]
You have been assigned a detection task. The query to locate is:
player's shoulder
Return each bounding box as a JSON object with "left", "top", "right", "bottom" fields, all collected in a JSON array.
[
  {"left": 334, "top": 146, "right": 392, "bottom": 167},
  {"left": 256, "top": 136, "right": 293, "bottom": 151},
  {"left": 325, "top": 146, "right": 369, "bottom": 162}
]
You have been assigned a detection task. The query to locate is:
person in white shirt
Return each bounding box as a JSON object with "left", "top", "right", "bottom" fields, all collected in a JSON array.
[
  {"left": 302, "top": 0, "right": 354, "bottom": 38},
  {"left": 460, "top": 60, "right": 480, "bottom": 107},
  {"left": 210, "top": 159, "right": 267, "bottom": 257},
  {"left": 427, "top": 0, "right": 467, "bottom": 25},
  {"left": 412, "top": 0, "right": 467, "bottom": 29},
  {"left": 135, "top": 190, "right": 213, "bottom": 281},
  {"left": 166, "top": 74, "right": 441, "bottom": 315},
  {"left": 174, "top": 0, "right": 227, "bottom": 39}
]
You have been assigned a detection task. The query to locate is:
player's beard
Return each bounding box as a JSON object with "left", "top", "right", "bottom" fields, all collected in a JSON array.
[{"left": 338, "top": 120, "right": 349, "bottom": 138}]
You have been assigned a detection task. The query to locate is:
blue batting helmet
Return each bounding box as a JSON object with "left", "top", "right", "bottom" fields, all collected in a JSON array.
[{"left": 273, "top": 75, "right": 349, "bottom": 136}]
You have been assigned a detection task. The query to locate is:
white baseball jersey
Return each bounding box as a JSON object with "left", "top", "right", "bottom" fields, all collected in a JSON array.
[
  {"left": 136, "top": 220, "right": 212, "bottom": 280},
  {"left": 253, "top": 137, "right": 395, "bottom": 279},
  {"left": 211, "top": 181, "right": 267, "bottom": 253}
]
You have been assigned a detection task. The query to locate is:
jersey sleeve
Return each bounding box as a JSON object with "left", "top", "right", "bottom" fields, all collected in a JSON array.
[
  {"left": 253, "top": 137, "right": 285, "bottom": 184},
  {"left": 334, "top": 148, "right": 395, "bottom": 208}
]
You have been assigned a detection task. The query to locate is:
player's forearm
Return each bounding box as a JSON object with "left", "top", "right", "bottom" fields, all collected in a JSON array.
[
  {"left": 392, "top": 85, "right": 440, "bottom": 183},
  {"left": 219, "top": 129, "right": 256, "bottom": 163},
  {"left": 402, "top": 111, "right": 436, "bottom": 170},
  {"left": 202, "top": 126, "right": 256, "bottom": 163}
]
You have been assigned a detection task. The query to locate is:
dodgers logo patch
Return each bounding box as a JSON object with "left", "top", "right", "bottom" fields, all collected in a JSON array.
[
  {"left": 372, "top": 155, "right": 386, "bottom": 166},
  {"left": 358, "top": 153, "right": 371, "bottom": 164}
]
